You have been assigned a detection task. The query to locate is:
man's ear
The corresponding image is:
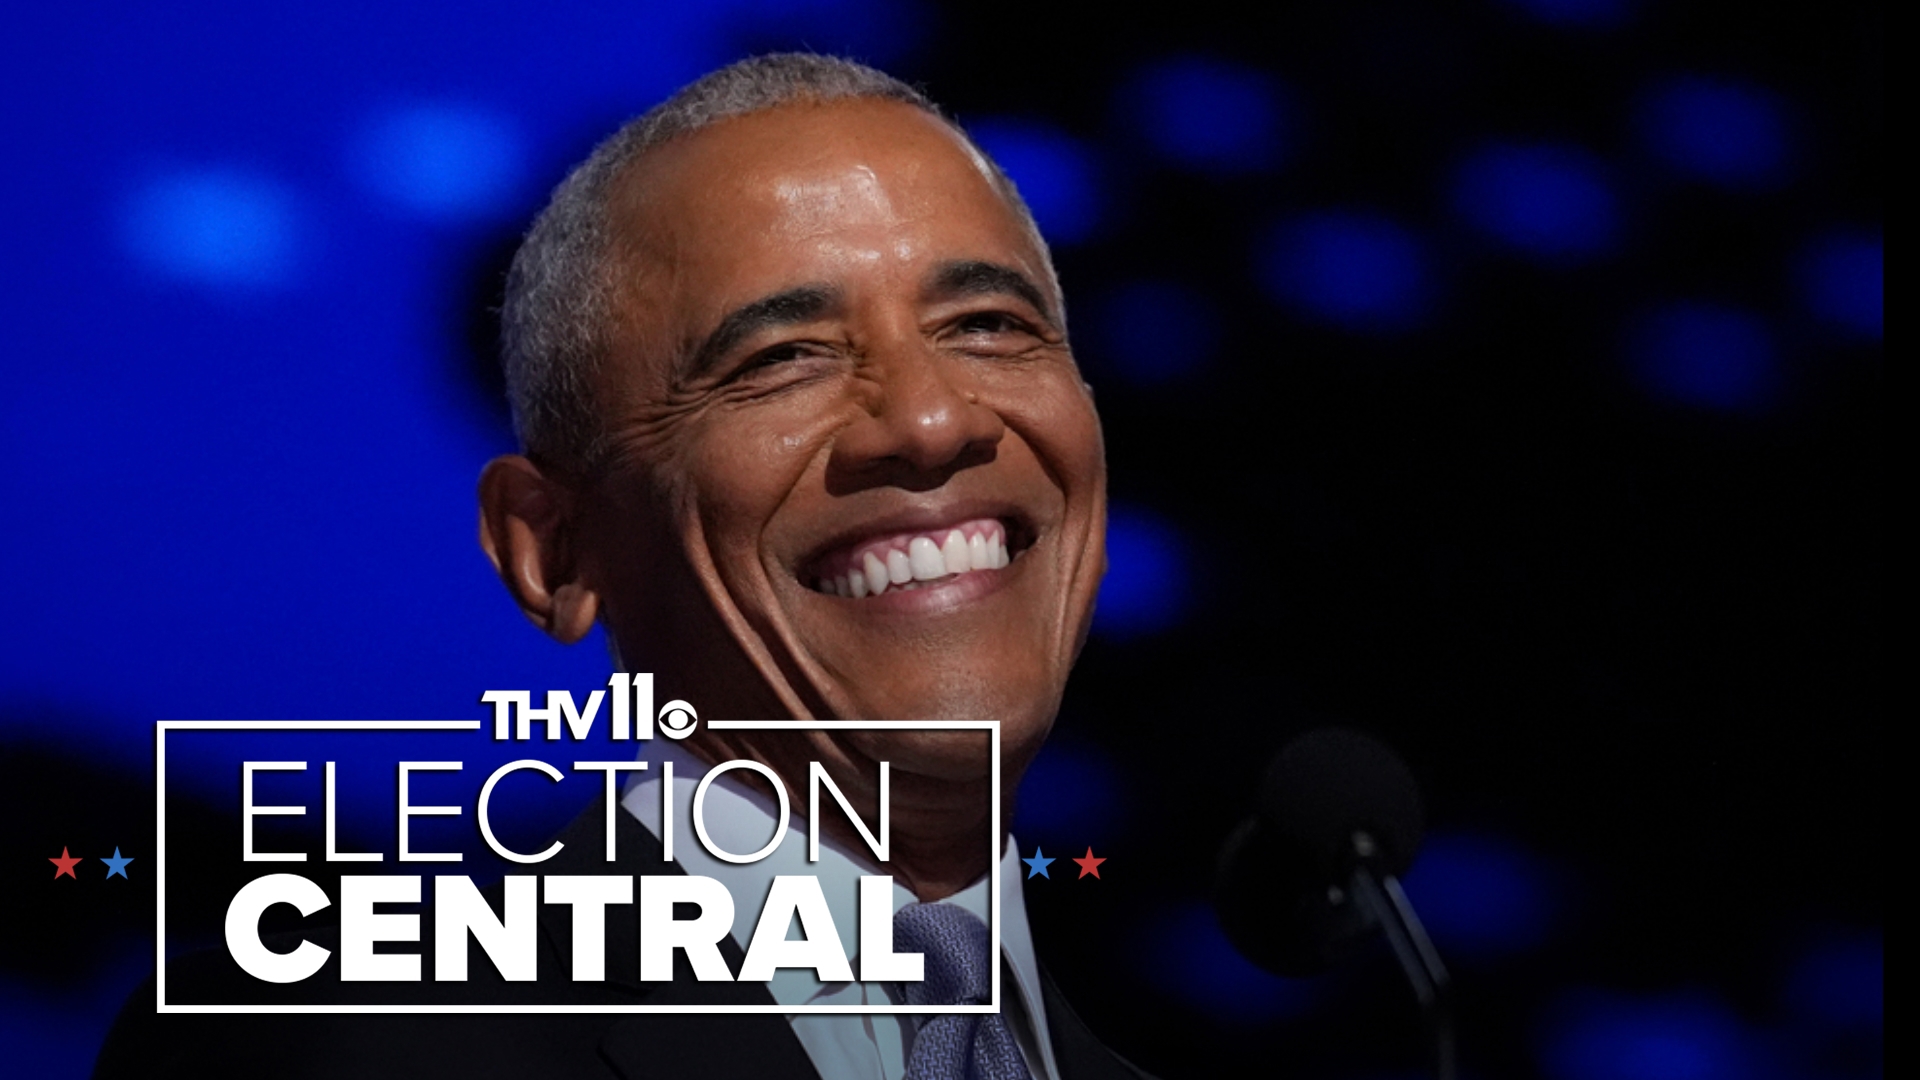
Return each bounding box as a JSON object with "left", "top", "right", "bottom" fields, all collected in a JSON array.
[{"left": 478, "top": 455, "right": 599, "bottom": 645}]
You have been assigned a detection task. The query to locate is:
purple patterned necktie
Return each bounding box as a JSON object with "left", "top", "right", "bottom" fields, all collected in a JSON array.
[{"left": 893, "top": 902, "right": 1036, "bottom": 1080}]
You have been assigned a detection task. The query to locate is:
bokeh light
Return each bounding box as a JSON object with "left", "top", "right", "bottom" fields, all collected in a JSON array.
[
  {"left": 1538, "top": 988, "right": 1773, "bottom": 1080},
  {"left": 1258, "top": 211, "right": 1430, "bottom": 333},
  {"left": 965, "top": 117, "right": 1102, "bottom": 246},
  {"left": 1401, "top": 831, "right": 1555, "bottom": 960},
  {"left": 122, "top": 169, "right": 300, "bottom": 289},
  {"left": 1629, "top": 302, "right": 1779, "bottom": 413},
  {"left": 1784, "top": 931, "right": 1883, "bottom": 1033},
  {"left": 1013, "top": 736, "right": 1124, "bottom": 840},
  {"left": 1451, "top": 142, "right": 1621, "bottom": 263},
  {"left": 351, "top": 104, "right": 525, "bottom": 221},
  {"left": 1638, "top": 76, "right": 1793, "bottom": 189},
  {"left": 1797, "top": 230, "right": 1883, "bottom": 340},
  {"left": 1094, "top": 504, "right": 1190, "bottom": 639},
  {"left": 1120, "top": 55, "right": 1288, "bottom": 174}
]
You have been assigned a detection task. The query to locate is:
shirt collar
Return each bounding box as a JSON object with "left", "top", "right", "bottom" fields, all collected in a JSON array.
[{"left": 619, "top": 738, "right": 1058, "bottom": 1076}]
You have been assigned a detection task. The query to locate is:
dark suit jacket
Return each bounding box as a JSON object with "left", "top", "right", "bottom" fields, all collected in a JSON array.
[{"left": 95, "top": 798, "right": 1155, "bottom": 1080}]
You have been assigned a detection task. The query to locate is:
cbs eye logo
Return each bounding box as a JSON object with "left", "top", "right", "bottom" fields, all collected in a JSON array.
[{"left": 656, "top": 699, "right": 698, "bottom": 740}]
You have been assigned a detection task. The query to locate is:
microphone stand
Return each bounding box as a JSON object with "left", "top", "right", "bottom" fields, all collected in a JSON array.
[{"left": 1346, "top": 830, "right": 1456, "bottom": 1080}]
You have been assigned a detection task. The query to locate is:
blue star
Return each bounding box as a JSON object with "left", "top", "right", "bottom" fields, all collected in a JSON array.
[
  {"left": 101, "top": 847, "right": 134, "bottom": 880},
  {"left": 1022, "top": 847, "right": 1055, "bottom": 879}
]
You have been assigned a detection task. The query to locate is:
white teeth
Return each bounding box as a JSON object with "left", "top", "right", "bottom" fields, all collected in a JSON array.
[
  {"left": 942, "top": 530, "right": 971, "bottom": 574},
  {"left": 822, "top": 523, "right": 1014, "bottom": 598},
  {"left": 908, "top": 537, "right": 945, "bottom": 581}
]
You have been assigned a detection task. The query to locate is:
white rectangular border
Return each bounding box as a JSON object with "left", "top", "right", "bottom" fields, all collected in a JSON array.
[{"left": 156, "top": 718, "right": 1000, "bottom": 1015}]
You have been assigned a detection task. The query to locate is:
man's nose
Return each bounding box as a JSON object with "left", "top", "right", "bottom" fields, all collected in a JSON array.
[{"left": 829, "top": 344, "right": 1006, "bottom": 487}]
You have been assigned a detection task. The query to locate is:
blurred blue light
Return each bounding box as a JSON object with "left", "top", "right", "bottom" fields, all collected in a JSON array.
[
  {"left": 966, "top": 118, "right": 1101, "bottom": 246},
  {"left": 1540, "top": 989, "right": 1773, "bottom": 1080},
  {"left": 1084, "top": 279, "right": 1221, "bottom": 384},
  {"left": 1451, "top": 143, "right": 1620, "bottom": 262},
  {"left": 1401, "top": 831, "right": 1553, "bottom": 959},
  {"left": 353, "top": 104, "right": 524, "bottom": 221},
  {"left": 722, "top": 0, "right": 930, "bottom": 65},
  {"left": 1499, "top": 0, "right": 1632, "bottom": 28},
  {"left": 1095, "top": 505, "right": 1188, "bottom": 639},
  {"left": 1785, "top": 932, "right": 1882, "bottom": 1032},
  {"left": 2, "top": 980, "right": 129, "bottom": 1080},
  {"left": 1629, "top": 302, "right": 1779, "bottom": 413},
  {"left": 1124, "top": 56, "right": 1286, "bottom": 174},
  {"left": 1258, "top": 211, "right": 1430, "bottom": 333},
  {"left": 1013, "top": 737, "right": 1123, "bottom": 840},
  {"left": 1798, "top": 231, "right": 1883, "bottom": 340},
  {"left": 122, "top": 169, "right": 298, "bottom": 288},
  {"left": 1151, "top": 903, "right": 1321, "bottom": 1023},
  {"left": 1638, "top": 76, "right": 1791, "bottom": 189}
]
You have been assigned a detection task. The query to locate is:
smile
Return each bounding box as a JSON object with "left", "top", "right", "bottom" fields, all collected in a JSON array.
[{"left": 809, "top": 518, "right": 1014, "bottom": 598}]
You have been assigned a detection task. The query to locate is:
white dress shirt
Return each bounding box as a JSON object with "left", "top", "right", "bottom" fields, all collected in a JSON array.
[{"left": 621, "top": 739, "right": 1061, "bottom": 1080}]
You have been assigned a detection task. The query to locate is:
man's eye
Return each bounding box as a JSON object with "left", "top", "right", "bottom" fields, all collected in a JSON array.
[
  {"left": 956, "top": 312, "right": 1026, "bottom": 336},
  {"left": 744, "top": 342, "right": 814, "bottom": 369}
]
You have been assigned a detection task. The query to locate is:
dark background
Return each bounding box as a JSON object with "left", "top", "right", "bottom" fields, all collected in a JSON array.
[{"left": 1, "top": 1, "right": 1881, "bottom": 1077}]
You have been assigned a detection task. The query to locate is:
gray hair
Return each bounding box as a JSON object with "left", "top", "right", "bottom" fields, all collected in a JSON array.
[{"left": 500, "top": 53, "right": 1051, "bottom": 473}]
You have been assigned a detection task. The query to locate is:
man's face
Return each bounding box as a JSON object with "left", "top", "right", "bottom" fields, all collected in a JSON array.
[{"left": 575, "top": 99, "right": 1105, "bottom": 776}]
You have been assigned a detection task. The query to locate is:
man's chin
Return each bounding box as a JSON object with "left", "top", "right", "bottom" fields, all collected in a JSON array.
[{"left": 832, "top": 692, "right": 1055, "bottom": 787}]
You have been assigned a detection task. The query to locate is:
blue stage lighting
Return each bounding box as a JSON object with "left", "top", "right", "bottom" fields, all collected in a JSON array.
[
  {"left": 1638, "top": 76, "right": 1791, "bottom": 189},
  {"left": 122, "top": 169, "right": 298, "bottom": 289},
  {"left": 1402, "top": 831, "right": 1554, "bottom": 959},
  {"left": 1258, "top": 211, "right": 1429, "bottom": 333},
  {"left": 724, "top": 0, "right": 929, "bottom": 65},
  {"left": 1798, "top": 231, "right": 1883, "bottom": 340},
  {"left": 353, "top": 104, "right": 524, "bottom": 221},
  {"left": 1094, "top": 505, "right": 1189, "bottom": 639},
  {"left": 1084, "top": 279, "right": 1221, "bottom": 384},
  {"left": 1540, "top": 989, "right": 1767, "bottom": 1080},
  {"left": 1151, "top": 904, "right": 1321, "bottom": 1023},
  {"left": 1013, "top": 737, "right": 1123, "bottom": 839},
  {"left": 2, "top": 970, "right": 143, "bottom": 1080},
  {"left": 1451, "top": 142, "right": 1620, "bottom": 263},
  {"left": 1499, "top": 0, "right": 1631, "bottom": 28},
  {"left": 1629, "top": 302, "right": 1779, "bottom": 413},
  {"left": 1786, "top": 932, "right": 1883, "bottom": 1032},
  {"left": 1123, "top": 56, "right": 1286, "bottom": 174},
  {"left": 965, "top": 118, "right": 1101, "bottom": 245}
]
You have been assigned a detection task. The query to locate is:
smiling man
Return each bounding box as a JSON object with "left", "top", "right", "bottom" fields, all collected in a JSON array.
[
  {"left": 95, "top": 54, "right": 1141, "bottom": 1080},
  {"left": 474, "top": 53, "right": 1131, "bottom": 1080},
  {"left": 481, "top": 52, "right": 1105, "bottom": 905}
]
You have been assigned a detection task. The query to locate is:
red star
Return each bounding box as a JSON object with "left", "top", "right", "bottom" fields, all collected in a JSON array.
[
  {"left": 1072, "top": 846, "right": 1107, "bottom": 880},
  {"left": 50, "top": 847, "right": 82, "bottom": 880}
]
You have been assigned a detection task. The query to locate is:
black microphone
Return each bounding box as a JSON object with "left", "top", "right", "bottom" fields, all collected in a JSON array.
[{"left": 1214, "top": 728, "right": 1456, "bottom": 1080}]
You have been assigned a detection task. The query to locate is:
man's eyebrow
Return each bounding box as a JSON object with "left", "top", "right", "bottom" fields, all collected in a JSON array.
[
  {"left": 925, "top": 260, "right": 1057, "bottom": 327},
  {"left": 683, "top": 284, "right": 842, "bottom": 379}
]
